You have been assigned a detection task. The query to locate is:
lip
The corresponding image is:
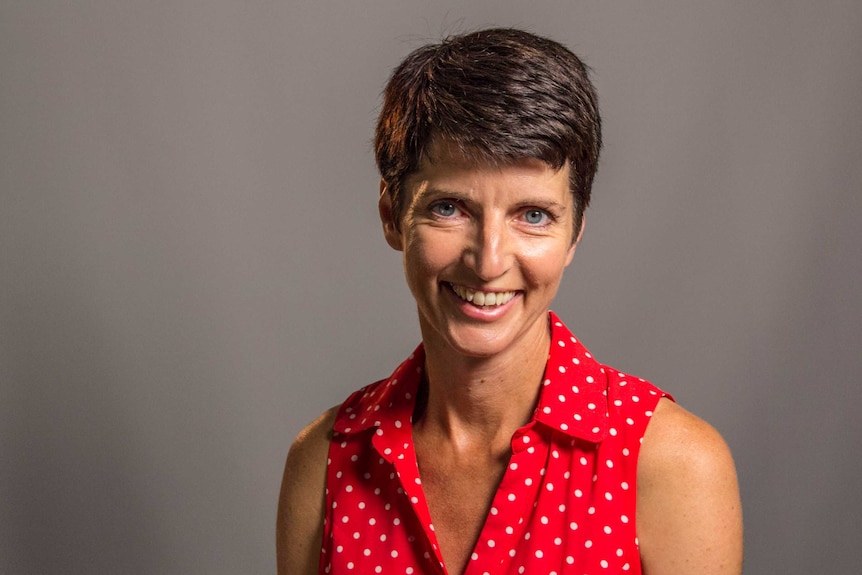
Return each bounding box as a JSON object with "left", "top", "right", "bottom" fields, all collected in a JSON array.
[{"left": 443, "top": 282, "right": 521, "bottom": 320}]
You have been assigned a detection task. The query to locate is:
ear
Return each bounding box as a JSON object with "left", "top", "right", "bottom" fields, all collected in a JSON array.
[
  {"left": 378, "top": 180, "right": 404, "bottom": 251},
  {"left": 564, "top": 215, "right": 585, "bottom": 267}
]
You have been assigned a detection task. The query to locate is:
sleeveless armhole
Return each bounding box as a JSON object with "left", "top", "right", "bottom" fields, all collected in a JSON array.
[{"left": 604, "top": 369, "right": 673, "bottom": 562}]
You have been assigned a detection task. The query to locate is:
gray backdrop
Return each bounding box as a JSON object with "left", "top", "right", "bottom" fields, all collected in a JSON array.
[{"left": 2, "top": 1, "right": 860, "bottom": 573}]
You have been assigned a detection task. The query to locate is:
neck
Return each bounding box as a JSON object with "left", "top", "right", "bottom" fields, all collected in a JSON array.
[{"left": 416, "top": 316, "right": 551, "bottom": 448}]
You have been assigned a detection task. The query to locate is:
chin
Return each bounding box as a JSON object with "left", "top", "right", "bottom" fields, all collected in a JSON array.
[
  {"left": 423, "top": 314, "right": 535, "bottom": 360},
  {"left": 446, "top": 333, "right": 511, "bottom": 359}
]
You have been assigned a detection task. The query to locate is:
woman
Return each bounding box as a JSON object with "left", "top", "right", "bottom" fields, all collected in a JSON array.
[{"left": 278, "top": 28, "right": 742, "bottom": 575}]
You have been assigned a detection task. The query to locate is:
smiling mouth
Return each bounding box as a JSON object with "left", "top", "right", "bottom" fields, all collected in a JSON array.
[{"left": 448, "top": 283, "right": 517, "bottom": 307}]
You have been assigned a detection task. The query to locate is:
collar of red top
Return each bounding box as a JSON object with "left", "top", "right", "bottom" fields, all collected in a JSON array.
[{"left": 332, "top": 311, "right": 610, "bottom": 443}]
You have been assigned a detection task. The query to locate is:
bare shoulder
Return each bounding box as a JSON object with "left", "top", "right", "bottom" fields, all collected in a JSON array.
[
  {"left": 638, "top": 398, "right": 737, "bottom": 484},
  {"left": 276, "top": 406, "right": 339, "bottom": 575},
  {"left": 637, "top": 398, "right": 743, "bottom": 575}
]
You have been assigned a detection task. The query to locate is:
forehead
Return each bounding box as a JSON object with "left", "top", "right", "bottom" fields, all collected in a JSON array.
[
  {"left": 418, "top": 138, "right": 547, "bottom": 171},
  {"left": 409, "top": 139, "right": 570, "bottom": 195}
]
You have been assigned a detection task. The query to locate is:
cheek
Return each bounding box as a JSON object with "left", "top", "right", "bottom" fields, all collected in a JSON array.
[
  {"left": 517, "top": 242, "right": 573, "bottom": 284},
  {"left": 405, "top": 231, "right": 462, "bottom": 277}
]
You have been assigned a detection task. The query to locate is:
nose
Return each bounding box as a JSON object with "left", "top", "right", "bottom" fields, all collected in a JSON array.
[{"left": 464, "top": 216, "right": 513, "bottom": 281}]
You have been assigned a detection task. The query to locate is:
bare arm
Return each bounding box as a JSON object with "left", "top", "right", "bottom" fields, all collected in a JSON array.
[
  {"left": 276, "top": 408, "right": 338, "bottom": 575},
  {"left": 637, "top": 398, "right": 743, "bottom": 575}
]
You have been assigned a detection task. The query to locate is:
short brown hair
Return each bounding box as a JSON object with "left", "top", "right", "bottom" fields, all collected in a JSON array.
[{"left": 374, "top": 28, "right": 602, "bottom": 234}]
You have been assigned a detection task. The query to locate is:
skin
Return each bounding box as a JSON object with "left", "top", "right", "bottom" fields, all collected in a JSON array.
[
  {"left": 277, "top": 144, "right": 743, "bottom": 575},
  {"left": 276, "top": 408, "right": 335, "bottom": 575},
  {"left": 638, "top": 398, "right": 743, "bottom": 575}
]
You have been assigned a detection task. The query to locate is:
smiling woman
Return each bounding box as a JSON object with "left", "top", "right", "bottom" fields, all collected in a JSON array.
[{"left": 277, "top": 28, "right": 742, "bottom": 575}]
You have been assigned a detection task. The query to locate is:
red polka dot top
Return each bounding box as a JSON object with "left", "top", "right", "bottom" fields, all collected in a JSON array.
[{"left": 321, "top": 312, "right": 672, "bottom": 574}]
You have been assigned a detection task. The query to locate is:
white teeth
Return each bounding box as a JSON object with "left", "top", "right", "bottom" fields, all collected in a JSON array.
[{"left": 450, "top": 284, "right": 515, "bottom": 307}]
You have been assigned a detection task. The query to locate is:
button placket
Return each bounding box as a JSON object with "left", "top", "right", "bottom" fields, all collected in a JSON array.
[{"left": 461, "top": 426, "right": 545, "bottom": 575}]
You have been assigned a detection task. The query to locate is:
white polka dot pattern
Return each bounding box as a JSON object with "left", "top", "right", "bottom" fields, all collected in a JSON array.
[{"left": 321, "top": 312, "right": 671, "bottom": 574}]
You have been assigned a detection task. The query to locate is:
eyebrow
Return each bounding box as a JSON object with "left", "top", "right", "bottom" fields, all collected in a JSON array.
[
  {"left": 511, "top": 198, "right": 568, "bottom": 212},
  {"left": 416, "top": 187, "right": 471, "bottom": 202}
]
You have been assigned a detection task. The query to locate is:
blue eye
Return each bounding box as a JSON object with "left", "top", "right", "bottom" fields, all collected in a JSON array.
[
  {"left": 431, "top": 201, "right": 458, "bottom": 217},
  {"left": 524, "top": 209, "right": 549, "bottom": 225}
]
